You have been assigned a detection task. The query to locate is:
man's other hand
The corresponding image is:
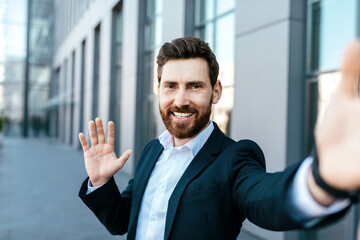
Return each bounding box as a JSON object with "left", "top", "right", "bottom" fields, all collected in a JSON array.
[{"left": 315, "top": 40, "right": 360, "bottom": 192}]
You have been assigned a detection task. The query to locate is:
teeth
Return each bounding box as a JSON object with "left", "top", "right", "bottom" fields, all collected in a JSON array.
[{"left": 173, "top": 112, "right": 193, "bottom": 118}]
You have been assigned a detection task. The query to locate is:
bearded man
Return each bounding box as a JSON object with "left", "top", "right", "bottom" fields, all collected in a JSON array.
[{"left": 78, "top": 36, "right": 360, "bottom": 240}]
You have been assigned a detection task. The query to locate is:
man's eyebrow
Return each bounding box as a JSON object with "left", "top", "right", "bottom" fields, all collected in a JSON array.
[
  {"left": 161, "top": 80, "right": 177, "bottom": 85},
  {"left": 186, "top": 81, "right": 206, "bottom": 86},
  {"left": 161, "top": 80, "right": 206, "bottom": 86}
]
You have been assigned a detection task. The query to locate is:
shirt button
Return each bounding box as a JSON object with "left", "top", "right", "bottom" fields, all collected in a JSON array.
[
  {"left": 150, "top": 215, "right": 157, "bottom": 222},
  {"left": 160, "top": 182, "right": 166, "bottom": 189}
]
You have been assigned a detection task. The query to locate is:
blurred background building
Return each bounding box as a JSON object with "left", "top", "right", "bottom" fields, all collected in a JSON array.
[
  {"left": 0, "top": 0, "right": 359, "bottom": 239},
  {"left": 0, "top": 0, "right": 52, "bottom": 137}
]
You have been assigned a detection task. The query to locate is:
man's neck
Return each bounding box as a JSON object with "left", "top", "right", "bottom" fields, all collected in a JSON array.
[{"left": 172, "top": 121, "right": 210, "bottom": 147}]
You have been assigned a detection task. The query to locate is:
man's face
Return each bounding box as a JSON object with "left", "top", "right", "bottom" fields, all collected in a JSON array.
[{"left": 158, "top": 58, "right": 222, "bottom": 140}]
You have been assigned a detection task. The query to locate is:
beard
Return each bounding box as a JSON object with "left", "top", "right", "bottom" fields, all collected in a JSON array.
[{"left": 159, "top": 95, "right": 213, "bottom": 139}]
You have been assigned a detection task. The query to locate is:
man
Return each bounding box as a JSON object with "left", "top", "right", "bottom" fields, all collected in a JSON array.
[{"left": 78, "top": 36, "right": 360, "bottom": 239}]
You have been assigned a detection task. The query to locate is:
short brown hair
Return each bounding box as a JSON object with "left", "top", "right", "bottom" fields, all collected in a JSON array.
[{"left": 156, "top": 36, "right": 219, "bottom": 88}]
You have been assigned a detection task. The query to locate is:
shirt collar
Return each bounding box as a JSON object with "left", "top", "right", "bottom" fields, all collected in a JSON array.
[{"left": 158, "top": 121, "right": 214, "bottom": 158}]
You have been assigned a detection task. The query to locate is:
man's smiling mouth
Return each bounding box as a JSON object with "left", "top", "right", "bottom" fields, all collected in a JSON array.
[{"left": 172, "top": 112, "right": 194, "bottom": 118}]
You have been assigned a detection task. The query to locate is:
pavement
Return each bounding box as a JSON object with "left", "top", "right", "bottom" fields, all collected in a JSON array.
[{"left": 0, "top": 137, "right": 129, "bottom": 240}]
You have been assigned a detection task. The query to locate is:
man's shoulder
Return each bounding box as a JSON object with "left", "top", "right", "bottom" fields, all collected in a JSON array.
[
  {"left": 227, "top": 139, "right": 265, "bottom": 169},
  {"left": 233, "top": 139, "right": 263, "bottom": 152},
  {"left": 210, "top": 124, "right": 263, "bottom": 154},
  {"left": 216, "top": 137, "right": 263, "bottom": 158}
]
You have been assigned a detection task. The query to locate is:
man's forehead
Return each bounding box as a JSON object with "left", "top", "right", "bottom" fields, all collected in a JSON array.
[{"left": 161, "top": 58, "right": 210, "bottom": 83}]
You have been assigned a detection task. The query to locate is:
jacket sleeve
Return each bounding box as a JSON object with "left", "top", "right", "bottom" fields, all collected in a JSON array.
[
  {"left": 229, "top": 139, "right": 349, "bottom": 231},
  {"left": 78, "top": 176, "right": 133, "bottom": 235}
]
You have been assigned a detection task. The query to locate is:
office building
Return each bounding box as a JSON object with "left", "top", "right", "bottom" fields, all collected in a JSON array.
[{"left": 47, "top": 0, "right": 360, "bottom": 239}]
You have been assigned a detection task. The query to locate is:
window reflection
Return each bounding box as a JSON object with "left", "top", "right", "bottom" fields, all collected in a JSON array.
[
  {"left": 1, "top": 0, "right": 52, "bottom": 136},
  {"left": 306, "top": 1, "right": 357, "bottom": 237},
  {"left": 309, "top": 0, "right": 356, "bottom": 72},
  {"left": 110, "top": 4, "right": 123, "bottom": 155},
  {"left": 217, "top": 0, "right": 235, "bottom": 16},
  {"left": 195, "top": 0, "right": 214, "bottom": 25},
  {"left": 194, "top": 0, "right": 235, "bottom": 135},
  {"left": 139, "top": 0, "right": 162, "bottom": 152},
  {"left": 92, "top": 24, "right": 100, "bottom": 119}
]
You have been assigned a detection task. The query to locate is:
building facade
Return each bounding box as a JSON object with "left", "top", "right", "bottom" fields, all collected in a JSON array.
[
  {"left": 48, "top": 0, "right": 359, "bottom": 239},
  {"left": 0, "top": 0, "right": 53, "bottom": 137},
  {"left": 0, "top": 0, "right": 28, "bottom": 136}
]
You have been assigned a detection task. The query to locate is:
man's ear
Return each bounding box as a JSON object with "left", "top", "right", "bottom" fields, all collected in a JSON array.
[{"left": 212, "top": 80, "right": 222, "bottom": 104}]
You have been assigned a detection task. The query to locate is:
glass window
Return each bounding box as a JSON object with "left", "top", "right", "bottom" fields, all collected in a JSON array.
[
  {"left": 216, "top": 0, "right": 235, "bottom": 16},
  {"left": 195, "top": 0, "right": 214, "bottom": 25},
  {"left": 137, "top": 0, "right": 162, "bottom": 153},
  {"left": 69, "top": 50, "right": 75, "bottom": 144},
  {"left": 26, "top": 0, "right": 53, "bottom": 137},
  {"left": 79, "top": 40, "right": 86, "bottom": 144},
  {"left": 92, "top": 24, "right": 100, "bottom": 119},
  {"left": 194, "top": 22, "right": 214, "bottom": 48},
  {"left": 49, "top": 67, "right": 60, "bottom": 138},
  {"left": 305, "top": 1, "right": 359, "bottom": 239},
  {"left": 306, "top": 0, "right": 357, "bottom": 153},
  {"left": 0, "top": 0, "right": 27, "bottom": 58},
  {"left": 110, "top": 3, "right": 123, "bottom": 156},
  {"left": 146, "top": 0, "right": 155, "bottom": 18},
  {"left": 309, "top": 0, "right": 356, "bottom": 72},
  {"left": 194, "top": 0, "right": 235, "bottom": 135},
  {"left": 62, "top": 59, "right": 67, "bottom": 141}
]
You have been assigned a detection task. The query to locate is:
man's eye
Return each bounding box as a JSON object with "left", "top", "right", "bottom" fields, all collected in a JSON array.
[
  {"left": 165, "top": 84, "right": 174, "bottom": 89},
  {"left": 192, "top": 84, "right": 201, "bottom": 89}
]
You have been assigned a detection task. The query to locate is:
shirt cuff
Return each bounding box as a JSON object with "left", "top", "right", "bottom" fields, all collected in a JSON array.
[
  {"left": 289, "top": 156, "right": 350, "bottom": 227},
  {"left": 86, "top": 178, "right": 103, "bottom": 195}
]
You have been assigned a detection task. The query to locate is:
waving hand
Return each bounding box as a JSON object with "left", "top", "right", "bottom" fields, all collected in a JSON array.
[{"left": 78, "top": 118, "right": 132, "bottom": 187}]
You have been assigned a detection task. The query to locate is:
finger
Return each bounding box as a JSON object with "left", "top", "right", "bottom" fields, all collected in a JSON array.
[
  {"left": 78, "top": 133, "right": 90, "bottom": 152},
  {"left": 95, "top": 118, "right": 105, "bottom": 144},
  {"left": 88, "top": 120, "right": 98, "bottom": 147},
  {"left": 117, "top": 149, "right": 133, "bottom": 170},
  {"left": 107, "top": 121, "right": 115, "bottom": 147},
  {"left": 340, "top": 40, "right": 360, "bottom": 97}
]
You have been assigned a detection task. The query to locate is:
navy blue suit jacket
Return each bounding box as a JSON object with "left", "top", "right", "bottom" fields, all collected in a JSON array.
[{"left": 79, "top": 123, "right": 344, "bottom": 239}]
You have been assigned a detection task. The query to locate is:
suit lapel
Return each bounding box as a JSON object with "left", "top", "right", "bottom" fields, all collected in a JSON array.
[
  {"left": 127, "top": 140, "right": 164, "bottom": 239},
  {"left": 164, "top": 124, "right": 227, "bottom": 240}
]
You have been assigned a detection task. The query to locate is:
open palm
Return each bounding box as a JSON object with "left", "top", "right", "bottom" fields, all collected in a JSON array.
[
  {"left": 315, "top": 40, "right": 360, "bottom": 190},
  {"left": 79, "top": 118, "right": 132, "bottom": 187}
]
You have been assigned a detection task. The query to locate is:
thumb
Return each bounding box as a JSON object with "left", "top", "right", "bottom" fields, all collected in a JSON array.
[
  {"left": 340, "top": 40, "right": 360, "bottom": 97},
  {"left": 116, "top": 149, "right": 133, "bottom": 170}
]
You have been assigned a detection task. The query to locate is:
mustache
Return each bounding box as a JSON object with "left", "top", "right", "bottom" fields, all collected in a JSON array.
[{"left": 166, "top": 105, "right": 197, "bottom": 113}]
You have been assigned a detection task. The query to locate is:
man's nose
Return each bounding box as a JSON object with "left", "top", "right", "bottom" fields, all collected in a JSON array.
[{"left": 173, "top": 89, "right": 190, "bottom": 107}]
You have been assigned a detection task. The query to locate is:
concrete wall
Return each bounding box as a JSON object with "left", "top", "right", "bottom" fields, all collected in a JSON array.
[
  {"left": 231, "top": 1, "right": 306, "bottom": 240},
  {"left": 119, "top": 0, "right": 139, "bottom": 175},
  {"left": 53, "top": 0, "right": 139, "bottom": 175}
]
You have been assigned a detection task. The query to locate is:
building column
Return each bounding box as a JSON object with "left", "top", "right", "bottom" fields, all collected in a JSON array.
[
  {"left": 119, "top": 0, "right": 140, "bottom": 175},
  {"left": 231, "top": 1, "right": 306, "bottom": 240}
]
